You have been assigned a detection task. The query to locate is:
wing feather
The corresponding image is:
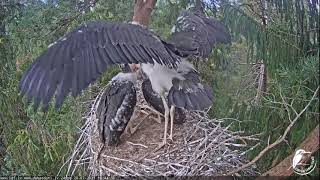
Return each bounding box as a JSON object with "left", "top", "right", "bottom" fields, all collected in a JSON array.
[
  {"left": 114, "top": 44, "right": 130, "bottom": 64},
  {"left": 119, "top": 44, "right": 137, "bottom": 64},
  {"left": 91, "top": 47, "right": 105, "bottom": 74},
  {"left": 71, "top": 56, "right": 79, "bottom": 97},
  {"left": 87, "top": 46, "right": 99, "bottom": 81},
  {"left": 55, "top": 62, "right": 73, "bottom": 108},
  {"left": 20, "top": 21, "right": 179, "bottom": 110},
  {"left": 96, "top": 46, "right": 112, "bottom": 65},
  {"left": 104, "top": 43, "right": 122, "bottom": 64},
  {"left": 169, "top": 11, "right": 231, "bottom": 58},
  {"left": 82, "top": 49, "right": 91, "bottom": 86},
  {"left": 77, "top": 50, "right": 87, "bottom": 92},
  {"left": 136, "top": 45, "right": 153, "bottom": 62},
  {"left": 20, "top": 60, "right": 39, "bottom": 96},
  {"left": 124, "top": 44, "right": 140, "bottom": 62}
]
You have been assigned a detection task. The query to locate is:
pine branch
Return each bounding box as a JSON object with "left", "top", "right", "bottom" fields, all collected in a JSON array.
[{"left": 223, "top": 86, "right": 319, "bottom": 176}]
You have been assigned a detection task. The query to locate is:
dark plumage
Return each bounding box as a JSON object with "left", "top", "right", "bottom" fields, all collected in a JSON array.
[
  {"left": 19, "top": 13, "right": 230, "bottom": 111},
  {"left": 97, "top": 72, "right": 137, "bottom": 146},
  {"left": 168, "top": 70, "right": 213, "bottom": 111},
  {"left": 18, "top": 0, "right": 231, "bottom": 149},
  {"left": 142, "top": 79, "right": 185, "bottom": 124},
  {"left": 19, "top": 21, "right": 179, "bottom": 111},
  {"left": 168, "top": 5, "right": 231, "bottom": 58}
]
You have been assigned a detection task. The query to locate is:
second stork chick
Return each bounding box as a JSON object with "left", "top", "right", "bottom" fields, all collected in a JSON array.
[
  {"left": 142, "top": 79, "right": 186, "bottom": 125},
  {"left": 97, "top": 65, "right": 137, "bottom": 146}
]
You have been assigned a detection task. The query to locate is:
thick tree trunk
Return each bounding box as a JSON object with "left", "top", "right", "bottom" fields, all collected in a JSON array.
[
  {"left": 130, "top": 0, "right": 157, "bottom": 71},
  {"left": 132, "top": 0, "right": 157, "bottom": 27}
]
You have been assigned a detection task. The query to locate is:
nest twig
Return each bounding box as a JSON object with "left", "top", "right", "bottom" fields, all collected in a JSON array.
[{"left": 58, "top": 80, "right": 260, "bottom": 177}]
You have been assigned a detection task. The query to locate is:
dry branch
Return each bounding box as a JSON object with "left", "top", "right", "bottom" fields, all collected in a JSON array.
[{"left": 224, "top": 86, "right": 319, "bottom": 176}]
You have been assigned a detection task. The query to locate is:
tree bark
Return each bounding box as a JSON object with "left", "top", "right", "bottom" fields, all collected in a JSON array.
[
  {"left": 130, "top": 0, "right": 157, "bottom": 71},
  {"left": 132, "top": 0, "right": 157, "bottom": 26},
  {"left": 132, "top": 0, "right": 157, "bottom": 27}
]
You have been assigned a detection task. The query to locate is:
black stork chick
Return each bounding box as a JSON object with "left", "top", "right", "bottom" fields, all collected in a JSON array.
[
  {"left": 140, "top": 60, "right": 213, "bottom": 146},
  {"left": 97, "top": 65, "right": 137, "bottom": 146},
  {"left": 142, "top": 78, "right": 186, "bottom": 125}
]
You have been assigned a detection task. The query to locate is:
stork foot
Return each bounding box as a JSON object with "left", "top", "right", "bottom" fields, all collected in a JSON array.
[{"left": 168, "top": 134, "right": 173, "bottom": 142}]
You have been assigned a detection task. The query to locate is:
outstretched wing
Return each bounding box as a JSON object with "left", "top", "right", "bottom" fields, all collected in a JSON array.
[
  {"left": 169, "top": 11, "right": 231, "bottom": 58},
  {"left": 20, "top": 21, "right": 179, "bottom": 111}
]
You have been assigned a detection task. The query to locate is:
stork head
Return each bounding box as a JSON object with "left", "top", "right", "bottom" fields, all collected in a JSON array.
[
  {"left": 129, "top": 64, "right": 147, "bottom": 80},
  {"left": 119, "top": 64, "right": 140, "bottom": 73},
  {"left": 119, "top": 64, "right": 146, "bottom": 80},
  {"left": 119, "top": 64, "right": 131, "bottom": 73},
  {"left": 129, "top": 64, "right": 140, "bottom": 72}
]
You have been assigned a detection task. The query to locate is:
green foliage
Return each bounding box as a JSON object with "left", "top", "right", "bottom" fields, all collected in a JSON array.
[
  {"left": 151, "top": 0, "right": 190, "bottom": 38},
  {"left": 209, "top": 0, "right": 320, "bottom": 173},
  {"left": 0, "top": 0, "right": 125, "bottom": 175},
  {"left": 0, "top": 0, "right": 319, "bottom": 176},
  {"left": 223, "top": 0, "right": 319, "bottom": 73},
  {"left": 234, "top": 56, "right": 318, "bottom": 170}
]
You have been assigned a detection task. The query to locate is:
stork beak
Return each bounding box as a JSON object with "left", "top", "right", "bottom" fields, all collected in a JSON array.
[{"left": 303, "top": 151, "right": 312, "bottom": 154}]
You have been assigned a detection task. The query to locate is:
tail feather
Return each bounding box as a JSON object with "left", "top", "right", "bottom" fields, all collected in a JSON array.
[
  {"left": 169, "top": 89, "right": 186, "bottom": 108},
  {"left": 168, "top": 80, "right": 213, "bottom": 111}
]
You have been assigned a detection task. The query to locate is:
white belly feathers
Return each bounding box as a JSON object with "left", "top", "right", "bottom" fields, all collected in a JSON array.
[{"left": 141, "top": 59, "right": 195, "bottom": 95}]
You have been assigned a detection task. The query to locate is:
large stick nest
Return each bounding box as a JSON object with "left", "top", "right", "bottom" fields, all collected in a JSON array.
[{"left": 59, "top": 81, "right": 260, "bottom": 177}]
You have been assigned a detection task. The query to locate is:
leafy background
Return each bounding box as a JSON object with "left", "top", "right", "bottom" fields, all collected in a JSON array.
[{"left": 0, "top": 0, "right": 319, "bottom": 176}]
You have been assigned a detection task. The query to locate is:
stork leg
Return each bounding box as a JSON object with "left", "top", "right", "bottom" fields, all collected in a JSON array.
[
  {"left": 153, "top": 95, "right": 169, "bottom": 151},
  {"left": 168, "top": 106, "right": 175, "bottom": 141}
]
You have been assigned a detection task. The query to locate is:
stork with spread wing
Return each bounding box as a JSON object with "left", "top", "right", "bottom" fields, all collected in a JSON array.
[{"left": 19, "top": 0, "right": 231, "bottom": 149}]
